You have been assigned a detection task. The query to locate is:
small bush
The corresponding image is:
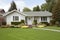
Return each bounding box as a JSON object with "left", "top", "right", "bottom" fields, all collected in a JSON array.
[
  {"left": 38, "top": 24, "right": 46, "bottom": 28},
  {"left": 10, "top": 25, "right": 20, "bottom": 28},
  {"left": 39, "top": 22, "right": 49, "bottom": 26},
  {"left": 20, "top": 23, "right": 25, "bottom": 27},
  {"left": 55, "top": 21, "right": 60, "bottom": 27},
  {"left": 11, "top": 22, "right": 21, "bottom": 25},
  {"left": 10, "top": 25, "right": 15, "bottom": 28},
  {"left": 33, "top": 20, "right": 37, "bottom": 25},
  {"left": 11, "top": 20, "right": 25, "bottom": 25},
  {"left": 2, "top": 22, "right": 6, "bottom": 25},
  {"left": 21, "top": 26, "right": 29, "bottom": 28},
  {"left": 50, "top": 20, "right": 55, "bottom": 25},
  {"left": 21, "top": 20, "right": 25, "bottom": 23}
]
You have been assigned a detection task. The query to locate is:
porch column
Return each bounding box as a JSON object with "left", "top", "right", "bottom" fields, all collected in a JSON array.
[
  {"left": 25, "top": 17, "right": 27, "bottom": 25},
  {"left": 47, "top": 17, "right": 50, "bottom": 23}
]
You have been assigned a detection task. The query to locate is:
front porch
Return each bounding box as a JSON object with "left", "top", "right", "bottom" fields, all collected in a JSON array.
[{"left": 25, "top": 16, "right": 51, "bottom": 25}]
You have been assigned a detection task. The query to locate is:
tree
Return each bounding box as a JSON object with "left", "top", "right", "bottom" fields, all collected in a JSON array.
[
  {"left": 23, "top": 7, "right": 31, "bottom": 12},
  {"left": 8, "top": 1, "right": 17, "bottom": 11},
  {"left": 45, "top": 0, "right": 56, "bottom": 12},
  {"left": 33, "top": 5, "right": 40, "bottom": 11},
  {"left": 52, "top": 0, "right": 60, "bottom": 25},
  {"left": 41, "top": 3, "right": 48, "bottom": 11}
]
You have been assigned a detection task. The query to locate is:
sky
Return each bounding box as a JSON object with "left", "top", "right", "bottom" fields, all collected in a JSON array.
[{"left": 0, "top": 0, "right": 46, "bottom": 12}]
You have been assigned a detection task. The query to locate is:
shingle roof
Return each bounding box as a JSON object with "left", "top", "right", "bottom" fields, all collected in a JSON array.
[
  {"left": 3, "top": 10, "right": 26, "bottom": 16},
  {"left": 3, "top": 10, "right": 52, "bottom": 17},
  {"left": 23, "top": 11, "right": 52, "bottom": 16}
]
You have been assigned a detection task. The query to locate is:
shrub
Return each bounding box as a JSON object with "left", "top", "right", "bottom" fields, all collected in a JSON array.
[
  {"left": 10, "top": 25, "right": 15, "bottom": 28},
  {"left": 55, "top": 21, "right": 60, "bottom": 27},
  {"left": 50, "top": 20, "right": 55, "bottom": 25},
  {"left": 33, "top": 20, "right": 37, "bottom": 25},
  {"left": 10, "top": 25, "right": 21, "bottom": 28},
  {"left": 21, "top": 20, "right": 25, "bottom": 23},
  {"left": 20, "top": 23, "right": 25, "bottom": 27},
  {"left": 11, "top": 20, "right": 25, "bottom": 26},
  {"left": 20, "top": 20, "right": 25, "bottom": 27},
  {"left": 11, "top": 22, "right": 21, "bottom": 25},
  {"left": 38, "top": 24, "right": 46, "bottom": 28},
  {"left": 1, "top": 25, "right": 10, "bottom": 28},
  {"left": 2, "top": 22, "right": 6, "bottom": 25},
  {"left": 39, "top": 22, "right": 49, "bottom": 26},
  {"left": 21, "top": 26, "right": 29, "bottom": 28}
]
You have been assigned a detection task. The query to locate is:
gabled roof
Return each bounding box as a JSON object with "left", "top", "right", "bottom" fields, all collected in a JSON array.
[
  {"left": 3, "top": 10, "right": 52, "bottom": 17},
  {"left": 23, "top": 11, "right": 52, "bottom": 16},
  {"left": 3, "top": 10, "right": 26, "bottom": 16}
]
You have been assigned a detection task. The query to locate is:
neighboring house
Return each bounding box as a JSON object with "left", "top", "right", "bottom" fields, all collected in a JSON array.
[
  {"left": 3, "top": 10, "right": 52, "bottom": 25},
  {"left": 0, "top": 9, "right": 5, "bottom": 14},
  {"left": 0, "top": 9, "right": 5, "bottom": 26}
]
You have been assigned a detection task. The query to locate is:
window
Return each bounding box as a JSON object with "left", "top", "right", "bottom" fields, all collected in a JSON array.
[
  {"left": 13, "top": 16, "right": 19, "bottom": 21},
  {"left": 41, "top": 17, "right": 47, "bottom": 22}
]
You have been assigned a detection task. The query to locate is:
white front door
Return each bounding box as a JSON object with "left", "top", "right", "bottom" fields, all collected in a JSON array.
[{"left": 27, "top": 17, "right": 32, "bottom": 25}]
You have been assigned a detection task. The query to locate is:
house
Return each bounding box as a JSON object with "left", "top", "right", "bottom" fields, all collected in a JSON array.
[
  {"left": 0, "top": 9, "right": 5, "bottom": 26},
  {"left": 3, "top": 10, "right": 52, "bottom": 25},
  {"left": 0, "top": 9, "right": 5, "bottom": 14}
]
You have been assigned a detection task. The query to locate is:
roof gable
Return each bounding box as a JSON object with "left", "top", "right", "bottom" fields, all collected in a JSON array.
[{"left": 3, "top": 10, "right": 26, "bottom": 16}]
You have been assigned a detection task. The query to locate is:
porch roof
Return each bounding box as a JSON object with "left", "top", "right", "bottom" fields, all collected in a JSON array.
[
  {"left": 3, "top": 10, "right": 52, "bottom": 17},
  {"left": 23, "top": 11, "right": 52, "bottom": 16}
]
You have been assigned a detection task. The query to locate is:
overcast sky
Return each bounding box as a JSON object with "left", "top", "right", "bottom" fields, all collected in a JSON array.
[{"left": 0, "top": 0, "right": 46, "bottom": 12}]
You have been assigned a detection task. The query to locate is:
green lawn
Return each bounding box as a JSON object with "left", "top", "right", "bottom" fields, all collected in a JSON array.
[
  {"left": 0, "top": 28, "right": 60, "bottom": 40},
  {"left": 45, "top": 26, "right": 60, "bottom": 30}
]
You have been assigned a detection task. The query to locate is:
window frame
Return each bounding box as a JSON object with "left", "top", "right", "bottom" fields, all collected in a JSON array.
[
  {"left": 13, "top": 16, "right": 19, "bottom": 21},
  {"left": 41, "top": 17, "right": 47, "bottom": 22}
]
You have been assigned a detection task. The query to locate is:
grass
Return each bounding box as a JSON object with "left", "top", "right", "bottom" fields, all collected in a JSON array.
[
  {"left": 0, "top": 28, "right": 60, "bottom": 40},
  {"left": 44, "top": 26, "right": 60, "bottom": 30}
]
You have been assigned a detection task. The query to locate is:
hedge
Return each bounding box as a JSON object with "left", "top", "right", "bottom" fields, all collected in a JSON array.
[
  {"left": 11, "top": 22, "right": 21, "bottom": 25},
  {"left": 11, "top": 20, "right": 25, "bottom": 25},
  {"left": 40, "top": 22, "right": 49, "bottom": 26}
]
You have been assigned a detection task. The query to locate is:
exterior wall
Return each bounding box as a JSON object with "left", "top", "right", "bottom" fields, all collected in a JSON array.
[
  {"left": 6, "top": 12, "right": 25, "bottom": 25},
  {"left": 38, "top": 16, "right": 52, "bottom": 23},
  {"left": 26, "top": 16, "right": 51, "bottom": 25},
  {"left": 34, "top": 17, "right": 51, "bottom": 23}
]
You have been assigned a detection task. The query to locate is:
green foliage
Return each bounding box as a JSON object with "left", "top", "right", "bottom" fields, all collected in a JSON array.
[
  {"left": 10, "top": 25, "right": 15, "bottom": 28},
  {"left": 23, "top": 7, "right": 31, "bottom": 12},
  {"left": 33, "top": 5, "right": 40, "bottom": 11},
  {"left": 45, "top": 0, "right": 56, "bottom": 12},
  {"left": 50, "top": 20, "right": 56, "bottom": 25},
  {"left": 2, "top": 22, "right": 6, "bottom": 25},
  {"left": 11, "top": 20, "right": 25, "bottom": 25},
  {"left": 8, "top": 1, "right": 17, "bottom": 11},
  {"left": 0, "top": 28, "right": 60, "bottom": 40},
  {"left": 41, "top": 3, "right": 48, "bottom": 11},
  {"left": 33, "top": 20, "right": 37, "bottom": 25},
  {"left": 52, "top": 0, "right": 60, "bottom": 25},
  {"left": 21, "top": 20, "right": 25, "bottom": 23},
  {"left": 11, "top": 22, "right": 21, "bottom": 25},
  {"left": 40, "top": 22, "right": 49, "bottom": 26}
]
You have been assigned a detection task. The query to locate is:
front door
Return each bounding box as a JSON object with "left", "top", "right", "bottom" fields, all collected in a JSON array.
[{"left": 27, "top": 17, "right": 32, "bottom": 25}]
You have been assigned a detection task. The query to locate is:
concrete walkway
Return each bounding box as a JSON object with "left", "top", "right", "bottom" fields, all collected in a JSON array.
[{"left": 33, "top": 28, "right": 60, "bottom": 32}]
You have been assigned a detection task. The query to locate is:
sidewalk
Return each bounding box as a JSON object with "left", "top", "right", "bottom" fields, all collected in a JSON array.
[{"left": 33, "top": 28, "right": 60, "bottom": 32}]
